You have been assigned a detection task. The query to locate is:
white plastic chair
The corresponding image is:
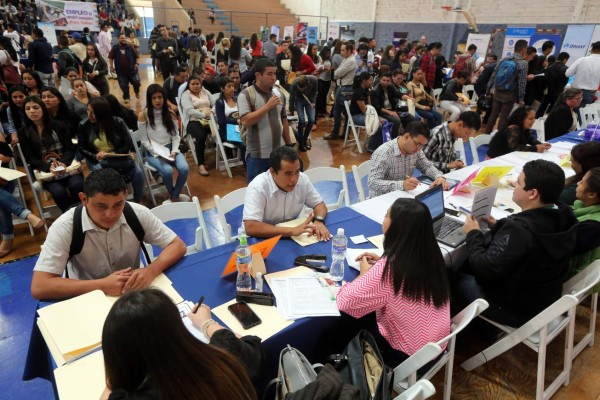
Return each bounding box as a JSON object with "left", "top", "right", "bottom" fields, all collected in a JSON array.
[
  {"left": 469, "top": 133, "right": 492, "bottom": 164},
  {"left": 8, "top": 157, "right": 35, "bottom": 236},
  {"left": 454, "top": 138, "right": 468, "bottom": 166},
  {"left": 461, "top": 294, "right": 579, "bottom": 400},
  {"left": 462, "top": 84, "right": 478, "bottom": 108},
  {"left": 532, "top": 117, "right": 546, "bottom": 143},
  {"left": 143, "top": 196, "right": 212, "bottom": 260},
  {"left": 175, "top": 96, "right": 199, "bottom": 165},
  {"left": 579, "top": 104, "right": 599, "bottom": 129},
  {"left": 343, "top": 100, "right": 365, "bottom": 154},
  {"left": 562, "top": 260, "right": 600, "bottom": 360},
  {"left": 214, "top": 187, "right": 247, "bottom": 243},
  {"left": 352, "top": 160, "right": 371, "bottom": 202},
  {"left": 393, "top": 380, "right": 436, "bottom": 400},
  {"left": 433, "top": 88, "right": 443, "bottom": 104},
  {"left": 208, "top": 114, "right": 243, "bottom": 178},
  {"left": 407, "top": 98, "right": 416, "bottom": 117},
  {"left": 130, "top": 130, "right": 192, "bottom": 206},
  {"left": 303, "top": 166, "right": 350, "bottom": 210},
  {"left": 393, "top": 299, "right": 489, "bottom": 400}
]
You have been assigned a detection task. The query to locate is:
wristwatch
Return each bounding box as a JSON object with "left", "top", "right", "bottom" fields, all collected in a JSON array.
[{"left": 314, "top": 215, "right": 325, "bottom": 223}]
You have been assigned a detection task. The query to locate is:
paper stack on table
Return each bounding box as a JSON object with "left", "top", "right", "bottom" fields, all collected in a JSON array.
[
  {"left": 269, "top": 276, "right": 340, "bottom": 320},
  {"left": 276, "top": 217, "right": 319, "bottom": 247}
]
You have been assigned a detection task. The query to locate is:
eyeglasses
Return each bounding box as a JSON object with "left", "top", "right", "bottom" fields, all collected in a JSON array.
[
  {"left": 572, "top": 96, "right": 583, "bottom": 101},
  {"left": 412, "top": 137, "right": 427, "bottom": 148}
]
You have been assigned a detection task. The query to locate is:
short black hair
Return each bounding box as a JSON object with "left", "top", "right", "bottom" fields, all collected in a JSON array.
[
  {"left": 342, "top": 41, "right": 354, "bottom": 53},
  {"left": 455, "top": 70, "right": 470, "bottom": 80},
  {"left": 379, "top": 71, "right": 391, "bottom": 79},
  {"left": 392, "top": 69, "right": 406, "bottom": 77},
  {"left": 488, "top": 54, "right": 498, "bottom": 61},
  {"left": 467, "top": 44, "right": 477, "bottom": 51},
  {"left": 592, "top": 41, "right": 600, "bottom": 52},
  {"left": 526, "top": 46, "right": 537, "bottom": 55},
  {"left": 522, "top": 159, "right": 565, "bottom": 204},
  {"left": 427, "top": 42, "right": 442, "bottom": 51},
  {"left": 357, "top": 43, "right": 369, "bottom": 52},
  {"left": 558, "top": 52, "right": 570, "bottom": 62},
  {"left": 547, "top": 55, "right": 556, "bottom": 64},
  {"left": 270, "top": 33, "right": 277, "bottom": 39},
  {"left": 253, "top": 58, "right": 275, "bottom": 74},
  {"left": 174, "top": 66, "right": 188, "bottom": 75},
  {"left": 541, "top": 41, "right": 555, "bottom": 51},
  {"left": 405, "top": 121, "right": 430, "bottom": 139},
  {"left": 32, "top": 27, "right": 43, "bottom": 38},
  {"left": 514, "top": 39, "right": 528, "bottom": 53},
  {"left": 84, "top": 168, "right": 128, "bottom": 197},
  {"left": 269, "top": 146, "right": 299, "bottom": 173},
  {"left": 457, "top": 111, "right": 481, "bottom": 131}
]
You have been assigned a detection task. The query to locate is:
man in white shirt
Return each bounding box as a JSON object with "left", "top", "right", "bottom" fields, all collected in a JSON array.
[
  {"left": 243, "top": 146, "right": 331, "bottom": 240},
  {"left": 3, "top": 23, "right": 21, "bottom": 53},
  {"left": 566, "top": 41, "right": 600, "bottom": 108},
  {"left": 98, "top": 23, "right": 115, "bottom": 78},
  {"left": 31, "top": 169, "right": 187, "bottom": 300}
]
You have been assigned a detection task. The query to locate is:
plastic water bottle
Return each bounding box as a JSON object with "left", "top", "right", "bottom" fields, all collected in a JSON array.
[
  {"left": 330, "top": 228, "right": 347, "bottom": 282},
  {"left": 235, "top": 227, "right": 252, "bottom": 291}
]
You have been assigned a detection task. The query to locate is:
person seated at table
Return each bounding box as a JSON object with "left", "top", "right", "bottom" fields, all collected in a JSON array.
[
  {"left": 422, "top": 111, "right": 480, "bottom": 173},
  {"left": 243, "top": 146, "right": 331, "bottom": 241},
  {"left": 486, "top": 106, "right": 551, "bottom": 159},
  {"left": 30, "top": 169, "right": 186, "bottom": 300},
  {"left": 453, "top": 160, "right": 577, "bottom": 326},
  {"left": 543, "top": 88, "right": 583, "bottom": 141},
  {"left": 336, "top": 198, "right": 450, "bottom": 366},
  {"left": 368, "top": 121, "right": 449, "bottom": 198},
  {"left": 559, "top": 141, "right": 600, "bottom": 205},
  {"left": 101, "top": 289, "right": 258, "bottom": 400},
  {"left": 568, "top": 167, "right": 600, "bottom": 280},
  {"left": 438, "top": 71, "right": 471, "bottom": 122}
]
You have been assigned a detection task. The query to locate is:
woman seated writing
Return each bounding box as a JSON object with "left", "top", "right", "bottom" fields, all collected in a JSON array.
[
  {"left": 214, "top": 77, "right": 246, "bottom": 162},
  {"left": 487, "top": 106, "right": 551, "bottom": 158},
  {"left": 101, "top": 289, "right": 258, "bottom": 400},
  {"left": 138, "top": 84, "right": 190, "bottom": 203},
  {"left": 78, "top": 97, "right": 144, "bottom": 202},
  {"left": 337, "top": 198, "right": 451, "bottom": 365},
  {"left": 18, "top": 96, "right": 84, "bottom": 212}
]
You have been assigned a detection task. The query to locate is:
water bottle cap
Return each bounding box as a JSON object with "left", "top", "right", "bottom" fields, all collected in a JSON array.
[{"left": 337, "top": 228, "right": 344, "bottom": 235}]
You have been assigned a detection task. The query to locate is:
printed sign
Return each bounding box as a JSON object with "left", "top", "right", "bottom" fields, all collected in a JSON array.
[
  {"left": 327, "top": 22, "right": 340, "bottom": 40},
  {"left": 296, "top": 22, "right": 307, "bottom": 44},
  {"left": 466, "top": 33, "right": 491, "bottom": 59},
  {"left": 502, "top": 26, "right": 535, "bottom": 57},
  {"left": 529, "top": 33, "right": 562, "bottom": 56},
  {"left": 307, "top": 26, "right": 318, "bottom": 45},
  {"left": 561, "top": 25, "right": 595, "bottom": 65},
  {"left": 36, "top": 0, "right": 99, "bottom": 32}
]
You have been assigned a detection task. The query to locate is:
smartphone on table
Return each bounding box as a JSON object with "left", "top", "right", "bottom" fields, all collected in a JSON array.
[{"left": 228, "top": 301, "right": 262, "bottom": 329}]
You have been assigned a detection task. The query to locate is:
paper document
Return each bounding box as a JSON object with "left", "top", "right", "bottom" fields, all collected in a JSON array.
[
  {"left": 212, "top": 299, "right": 294, "bottom": 341},
  {"left": 276, "top": 217, "right": 319, "bottom": 247},
  {"left": 346, "top": 248, "right": 384, "bottom": 270},
  {"left": 0, "top": 167, "right": 26, "bottom": 181},
  {"left": 467, "top": 186, "right": 498, "bottom": 230},
  {"left": 54, "top": 350, "right": 106, "bottom": 400},
  {"left": 270, "top": 277, "right": 340, "bottom": 319},
  {"left": 367, "top": 234, "right": 384, "bottom": 249},
  {"left": 264, "top": 266, "right": 313, "bottom": 288},
  {"left": 350, "top": 234, "right": 368, "bottom": 244},
  {"left": 151, "top": 139, "right": 175, "bottom": 161}
]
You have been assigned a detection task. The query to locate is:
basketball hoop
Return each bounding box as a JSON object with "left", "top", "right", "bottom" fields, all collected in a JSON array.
[{"left": 441, "top": 6, "right": 452, "bottom": 11}]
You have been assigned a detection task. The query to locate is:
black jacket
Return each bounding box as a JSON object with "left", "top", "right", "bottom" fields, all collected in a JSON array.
[
  {"left": 474, "top": 62, "right": 496, "bottom": 97},
  {"left": 26, "top": 37, "right": 53, "bottom": 74},
  {"left": 77, "top": 117, "right": 134, "bottom": 164},
  {"left": 17, "top": 120, "right": 76, "bottom": 172},
  {"left": 544, "top": 104, "right": 575, "bottom": 141},
  {"left": 370, "top": 84, "right": 400, "bottom": 115},
  {"left": 439, "top": 79, "right": 463, "bottom": 102},
  {"left": 545, "top": 62, "right": 569, "bottom": 96},
  {"left": 466, "top": 204, "right": 577, "bottom": 324}
]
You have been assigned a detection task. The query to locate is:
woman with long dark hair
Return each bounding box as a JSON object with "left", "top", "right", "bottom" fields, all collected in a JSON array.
[
  {"left": 104, "top": 94, "right": 138, "bottom": 131},
  {"left": 544, "top": 88, "right": 583, "bottom": 141},
  {"left": 18, "top": 96, "right": 83, "bottom": 212},
  {"left": 77, "top": 97, "right": 144, "bottom": 202},
  {"left": 380, "top": 45, "right": 395, "bottom": 67},
  {"left": 6, "top": 85, "right": 27, "bottom": 144},
  {"left": 67, "top": 77, "right": 93, "bottom": 128},
  {"left": 138, "top": 84, "right": 189, "bottom": 203},
  {"left": 21, "top": 69, "right": 44, "bottom": 96},
  {"left": 315, "top": 46, "right": 332, "bottom": 118},
  {"left": 83, "top": 43, "right": 110, "bottom": 96},
  {"left": 487, "top": 106, "right": 552, "bottom": 158},
  {"left": 559, "top": 141, "right": 600, "bottom": 205},
  {"left": 406, "top": 68, "right": 441, "bottom": 128},
  {"left": 101, "top": 289, "right": 257, "bottom": 400},
  {"left": 214, "top": 77, "right": 245, "bottom": 159},
  {"left": 290, "top": 44, "right": 316, "bottom": 76},
  {"left": 40, "top": 86, "right": 71, "bottom": 133},
  {"left": 228, "top": 36, "right": 252, "bottom": 75},
  {"left": 249, "top": 33, "right": 262, "bottom": 58},
  {"left": 337, "top": 198, "right": 451, "bottom": 365}
]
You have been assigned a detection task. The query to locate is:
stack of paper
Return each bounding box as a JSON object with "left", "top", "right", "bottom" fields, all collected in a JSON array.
[
  {"left": 269, "top": 276, "right": 340, "bottom": 320},
  {"left": 54, "top": 350, "right": 106, "bottom": 400}
]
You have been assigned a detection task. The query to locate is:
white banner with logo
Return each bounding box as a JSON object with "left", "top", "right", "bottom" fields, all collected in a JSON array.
[
  {"left": 561, "top": 25, "right": 595, "bottom": 65},
  {"left": 502, "top": 26, "right": 535, "bottom": 57},
  {"left": 466, "top": 33, "right": 491, "bottom": 59},
  {"left": 36, "top": 0, "right": 99, "bottom": 32},
  {"left": 327, "top": 22, "right": 340, "bottom": 40},
  {"left": 37, "top": 22, "right": 58, "bottom": 46},
  {"left": 283, "top": 26, "right": 294, "bottom": 40}
]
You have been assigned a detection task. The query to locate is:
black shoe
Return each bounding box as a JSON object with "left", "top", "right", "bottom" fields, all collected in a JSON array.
[
  {"left": 298, "top": 145, "right": 307, "bottom": 152},
  {"left": 304, "top": 142, "right": 312, "bottom": 150},
  {"left": 323, "top": 134, "right": 340, "bottom": 140}
]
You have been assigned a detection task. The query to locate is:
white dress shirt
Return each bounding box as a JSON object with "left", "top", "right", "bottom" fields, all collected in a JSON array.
[
  {"left": 566, "top": 54, "right": 600, "bottom": 91},
  {"left": 243, "top": 171, "right": 323, "bottom": 225}
]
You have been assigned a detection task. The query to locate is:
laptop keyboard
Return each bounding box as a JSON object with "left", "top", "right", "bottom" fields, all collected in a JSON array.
[{"left": 436, "top": 218, "right": 463, "bottom": 238}]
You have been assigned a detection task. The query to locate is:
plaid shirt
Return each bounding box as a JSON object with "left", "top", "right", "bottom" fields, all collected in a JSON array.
[
  {"left": 422, "top": 122, "right": 458, "bottom": 173},
  {"left": 368, "top": 139, "right": 443, "bottom": 198},
  {"left": 420, "top": 51, "right": 436, "bottom": 88}
]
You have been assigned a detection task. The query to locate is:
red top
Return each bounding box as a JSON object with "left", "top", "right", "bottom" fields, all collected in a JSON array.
[
  {"left": 207, "top": 39, "right": 215, "bottom": 52},
  {"left": 295, "top": 54, "right": 316, "bottom": 75},
  {"left": 337, "top": 257, "right": 450, "bottom": 355},
  {"left": 420, "top": 51, "right": 437, "bottom": 88},
  {"left": 251, "top": 41, "right": 262, "bottom": 57}
]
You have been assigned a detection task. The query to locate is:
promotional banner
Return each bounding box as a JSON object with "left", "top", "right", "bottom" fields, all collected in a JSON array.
[
  {"left": 37, "top": 21, "right": 58, "bottom": 46},
  {"left": 270, "top": 25, "right": 280, "bottom": 41},
  {"left": 502, "top": 26, "right": 535, "bottom": 57},
  {"left": 586, "top": 25, "right": 600, "bottom": 56},
  {"left": 296, "top": 22, "right": 307, "bottom": 43},
  {"left": 340, "top": 29, "right": 355, "bottom": 41},
  {"left": 466, "top": 33, "right": 491, "bottom": 59},
  {"left": 529, "top": 33, "right": 562, "bottom": 56},
  {"left": 36, "top": 0, "right": 99, "bottom": 31},
  {"left": 392, "top": 31, "right": 408, "bottom": 47},
  {"left": 283, "top": 26, "right": 294, "bottom": 40},
  {"left": 327, "top": 22, "right": 340, "bottom": 40},
  {"left": 561, "top": 25, "right": 595, "bottom": 65},
  {"left": 307, "top": 26, "right": 318, "bottom": 45}
]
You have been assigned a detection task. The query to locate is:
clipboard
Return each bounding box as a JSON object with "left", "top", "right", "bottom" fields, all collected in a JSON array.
[{"left": 222, "top": 235, "right": 281, "bottom": 276}]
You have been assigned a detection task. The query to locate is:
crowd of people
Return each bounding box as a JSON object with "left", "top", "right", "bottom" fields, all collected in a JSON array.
[{"left": 1, "top": 10, "right": 600, "bottom": 398}]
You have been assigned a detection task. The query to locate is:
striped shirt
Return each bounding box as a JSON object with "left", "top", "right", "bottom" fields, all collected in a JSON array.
[
  {"left": 337, "top": 257, "right": 450, "bottom": 355},
  {"left": 368, "top": 138, "right": 443, "bottom": 198},
  {"left": 422, "top": 122, "right": 458, "bottom": 173}
]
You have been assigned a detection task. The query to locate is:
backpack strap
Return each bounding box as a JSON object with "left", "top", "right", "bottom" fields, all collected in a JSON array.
[
  {"left": 123, "top": 202, "right": 151, "bottom": 265},
  {"left": 247, "top": 85, "right": 257, "bottom": 112}
]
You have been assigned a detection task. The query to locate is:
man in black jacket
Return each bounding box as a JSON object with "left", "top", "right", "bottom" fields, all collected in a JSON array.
[
  {"left": 25, "top": 28, "right": 54, "bottom": 86},
  {"left": 536, "top": 51, "right": 570, "bottom": 118},
  {"left": 454, "top": 159, "right": 577, "bottom": 326}
]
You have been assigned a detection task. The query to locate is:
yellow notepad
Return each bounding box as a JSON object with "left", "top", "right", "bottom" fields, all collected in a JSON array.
[{"left": 471, "top": 166, "right": 513, "bottom": 186}]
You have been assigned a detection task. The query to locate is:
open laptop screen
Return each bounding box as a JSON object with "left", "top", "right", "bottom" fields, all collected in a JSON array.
[{"left": 416, "top": 185, "right": 445, "bottom": 222}]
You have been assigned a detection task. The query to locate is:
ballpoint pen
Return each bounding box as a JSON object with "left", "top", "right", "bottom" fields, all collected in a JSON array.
[{"left": 193, "top": 295, "right": 205, "bottom": 313}]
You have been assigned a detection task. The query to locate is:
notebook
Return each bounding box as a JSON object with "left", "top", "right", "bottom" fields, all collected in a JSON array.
[{"left": 416, "top": 184, "right": 466, "bottom": 248}]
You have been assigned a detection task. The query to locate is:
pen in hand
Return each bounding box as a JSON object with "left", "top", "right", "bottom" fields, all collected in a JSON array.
[{"left": 193, "top": 296, "right": 205, "bottom": 313}]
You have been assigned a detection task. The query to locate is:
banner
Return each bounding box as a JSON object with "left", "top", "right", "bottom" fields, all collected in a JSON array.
[
  {"left": 270, "top": 25, "right": 280, "bottom": 41},
  {"left": 36, "top": 0, "right": 99, "bottom": 32},
  {"left": 586, "top": 25, "right": 600, "bottom": 56},
  {"left": 327, "top": 22, "right": 340, "bottom": 40},
  {"left": 561, "top": 25, "right": 595, "bottom": 65},
  {"left": 529, "top": 33, "right": 562, "bottom": 56},
  {"left": 296, "top": 22, "right": 307, "bottom": 44},
  {"left": 283, "top": 26, "right": 294, "bottom": 40},
  {"left": 502, "top": 26, "right": 535, "bottom": 57},
  {"left": 37, "top": 21, "right": 58, "bottom": 46},
  {"left": 307, "top": 26, "right": 318, "bottom": 45},
  {"left": 392, "top": 32, "right": 408, "bottom": 47},
  {"left": 340, "top": 29, "right": 355, "bottom": 41},
  {"left": 466, "top": 33, "right": 491, "bottom": 59},
  {"left": 259, "top": 26, "right": 269, "bottom": 42}
]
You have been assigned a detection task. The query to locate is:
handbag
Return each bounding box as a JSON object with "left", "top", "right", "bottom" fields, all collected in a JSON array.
[
  {"left": 100, "top": 156, "right": 136, "bottom": 183},
  {"left": 329, "top": 330, "right": 391, "bottom": 400},
  {"left": 0, "top": 51, "right": 20, "bottom": 85},
  {"left": 266, "top": 345, "right": 321, "bottom": 400},
  {"left": 226, "top": 124, "right": 242, "bottom": 143},
  {"left": 178, "top": 137, "right": 190, "bottom": 153}
]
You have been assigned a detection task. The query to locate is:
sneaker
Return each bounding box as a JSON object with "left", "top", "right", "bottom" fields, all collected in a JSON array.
[{"left": 177, "top": 194, "right": 191, "bottom": 202}]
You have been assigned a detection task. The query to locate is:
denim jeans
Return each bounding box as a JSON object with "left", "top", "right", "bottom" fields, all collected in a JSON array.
[
  {"left": 331, "top": 85, "right": 352, "bottom": 136},
  {"left": 418, "top": 109, "right": 442, "bottom": 129},
  {"left": 145, "top": 145, "right": 189, "bottom": 199},
  {"left": 246, "top": 155, "right": 271, "bottom": 183},
  {"left": 295, "top": 96, "right": 316, "bottom": 146},
  {"left": 90, "top": 161, "right": 144, "bottom": 202},
  {"left": 0, "top": 182, "right": 30, "bottom": 239},
  {"left": 117, "top": 73, "right": 140, "bottom": 100}
]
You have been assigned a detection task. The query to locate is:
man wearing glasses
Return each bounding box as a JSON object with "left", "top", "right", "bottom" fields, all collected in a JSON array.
[{"left": 368, "top": 121, "right": 449, "bottom": 198}]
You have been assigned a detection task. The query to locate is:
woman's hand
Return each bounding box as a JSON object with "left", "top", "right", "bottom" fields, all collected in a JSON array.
[
  {"left": 359, "top": 256, "right": 374, "bottom": 275},
  {"left": 96, "top": 151, "right": 107, "bottom": 161},
  {"left": 355, "top": 252, "right": 381, "bottom": 264}
]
